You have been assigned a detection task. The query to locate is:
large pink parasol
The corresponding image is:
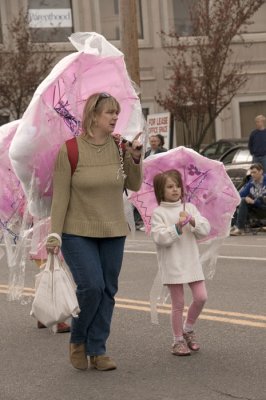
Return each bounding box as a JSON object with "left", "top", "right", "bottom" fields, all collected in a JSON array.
[
  {"left": 9, "top": 32, "right": 143, "bottom": 218},
  {"left": 129, "top": 146, "right": 240, "bottom": 241},
  {"left": 0, "top": 120, "right": 25, "bottom": 242}
]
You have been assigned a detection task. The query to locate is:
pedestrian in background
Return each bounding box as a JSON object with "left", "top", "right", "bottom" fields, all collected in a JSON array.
[
  {"left": 151, "top": 169, "right": 210, "bottom": 356},
  {"left": 156, "top": 133, "right": 168, "bottom": 153},
  {"left": 46, "top": 92, "right": 142, "bottom": 371},
  {"left": 248, "top": 115, "right": 266, "bottom": 173},
  {"left": 145, "top": 134, "right": 167, "bottom": 158},
  {"left": 135, "top": 133, "right": 168, "bottom": 231}
]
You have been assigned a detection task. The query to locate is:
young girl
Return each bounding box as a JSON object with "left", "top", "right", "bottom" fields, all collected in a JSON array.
[{"left": 151, "top": 169, "right": 210, "bottom": 356}]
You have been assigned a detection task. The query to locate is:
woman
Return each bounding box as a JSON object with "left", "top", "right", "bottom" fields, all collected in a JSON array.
[
  {"left": 46, "top": 92, "right": 142, "bottom": 371},
  {"left": 156, "top": 134, "right": 167, "bottom": 152}
]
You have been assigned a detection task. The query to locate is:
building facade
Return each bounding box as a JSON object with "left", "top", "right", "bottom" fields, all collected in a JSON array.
[{"left": 1, "top": 0, "right": 266, "bottom": 145}]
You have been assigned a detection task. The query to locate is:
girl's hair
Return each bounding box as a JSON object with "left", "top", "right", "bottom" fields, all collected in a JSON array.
[
  {"left": 153, "top": 169, "right": 184, "bottom": 204},
  {"left": 81, "top": 92, "right": 121, "bottom": 137}
]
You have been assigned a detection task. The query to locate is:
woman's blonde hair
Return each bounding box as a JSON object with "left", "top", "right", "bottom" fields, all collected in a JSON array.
[
  {"left": 153, "top": 169, "right": 184, "bottom": 204},
  {"left": 81, "top": 93, "right": 120, "bottom": 137}
]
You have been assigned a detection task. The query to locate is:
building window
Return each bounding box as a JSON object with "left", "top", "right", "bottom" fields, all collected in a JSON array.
[
  {"left": 28, "top": 0, "right": 73, "bottom": 43},
  {"left": 99, "top": 0, "right": 144, "bottom": 41},
  {"left": 163, "top": 0, "right": 198, "bottom": 37},
  {"left": 240, "top": 101, "right": 266, "bottom": 138},
  {"left": 246, "top": 3, "right": 266, "bottom": 33},
  {"left": 172, "top": 0, "right": 194, "bottom": 36}
]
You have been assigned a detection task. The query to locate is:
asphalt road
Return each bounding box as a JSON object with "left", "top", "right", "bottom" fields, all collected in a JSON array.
[{"left": 0, "top": 231, "right": 265, "bottom": 400}]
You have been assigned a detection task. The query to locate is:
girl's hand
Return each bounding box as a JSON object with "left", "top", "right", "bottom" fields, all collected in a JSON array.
[
  {"left": 179, "top": 211, "right": 189, "bottom": 224},
  {"left": 189, "top": 217, "right": 195, "bottom": 227},
  {"left": 179, "top": 211, "right": 194, "bottom": 227}
]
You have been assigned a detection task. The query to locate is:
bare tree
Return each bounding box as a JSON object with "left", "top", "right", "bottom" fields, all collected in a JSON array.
[
  {"left": 0, "top": 10, "right": 56, "bottom": 120},
  {"left": 156, "top": 0, "right": 265, "bottom": 151}
]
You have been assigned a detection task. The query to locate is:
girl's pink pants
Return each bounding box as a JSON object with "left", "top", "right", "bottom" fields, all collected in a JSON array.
[{"left": 167, "top": 280, "right": 207, "bottom": 337}]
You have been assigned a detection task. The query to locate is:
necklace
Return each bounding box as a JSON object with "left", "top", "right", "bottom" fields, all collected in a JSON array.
[{"left": 86, "top": 134, "right": 109, "bottom": 152}]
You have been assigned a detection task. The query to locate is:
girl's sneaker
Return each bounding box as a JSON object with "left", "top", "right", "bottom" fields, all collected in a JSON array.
[
  {"left": 171, "top": 340, "right": 191, "bottom": 356},
  {"left": 183, "top": 331, "right": 200, "bottom": 351}
]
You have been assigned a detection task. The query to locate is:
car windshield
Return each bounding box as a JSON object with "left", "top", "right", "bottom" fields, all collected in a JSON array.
[
  {"left": 233, "top": 149, "right": 252, "bottom": 163},
  {"left": 220, "top": 147, "right": 251, "bottom": 164},
  {"left": 221, "top": 148, "right": 239, "bottom": 164},
  {"left": 202, "top": 142, "right": 233, "bottom": 157},
  {"left": 201, "top": 139, "right": 248, "bottom": 159}
]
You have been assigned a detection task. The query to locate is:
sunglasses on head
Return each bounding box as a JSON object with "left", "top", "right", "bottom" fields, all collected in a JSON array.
[{"left": 95, "top": 92, "right": 111, "bottom": 108}]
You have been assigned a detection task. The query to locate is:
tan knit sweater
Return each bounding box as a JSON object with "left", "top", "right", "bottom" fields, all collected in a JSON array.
[{"left": 50, "top": 135, "right": 142, "bottom": 239}]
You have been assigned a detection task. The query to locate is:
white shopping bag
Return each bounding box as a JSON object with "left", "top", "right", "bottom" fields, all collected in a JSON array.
[{"left": 30, "top": 253, "right": 80, "bottom": 327}]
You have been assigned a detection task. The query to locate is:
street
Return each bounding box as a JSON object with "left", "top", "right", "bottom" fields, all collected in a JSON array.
[{"left": 0, "top": 231, "right": 265, "bottom": 400}]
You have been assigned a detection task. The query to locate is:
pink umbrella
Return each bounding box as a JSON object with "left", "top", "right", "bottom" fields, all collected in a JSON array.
[
  {"left": 129, "top": 146, "right": 240, "bottom": 241},
  {"left": 0, "top": 120, "right": 25, "bottom": 242},
  {"left": 9, "top": 32, "right": 143, "bottom": 218}
]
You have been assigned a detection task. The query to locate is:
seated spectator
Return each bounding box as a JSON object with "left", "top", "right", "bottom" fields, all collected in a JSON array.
[{"left": 230, "top": 163, "right": 266, "bottom": 235}]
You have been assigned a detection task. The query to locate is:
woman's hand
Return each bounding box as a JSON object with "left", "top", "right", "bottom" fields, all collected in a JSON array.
[
  {"left": 46, "top": 234, "right": 61, "bottom": 255},
  {"left": 46, "top": 244, "right": 60, "bottom": 255},
  {"left": 126, "top": 132, "right": 143, "bottom": 160}
]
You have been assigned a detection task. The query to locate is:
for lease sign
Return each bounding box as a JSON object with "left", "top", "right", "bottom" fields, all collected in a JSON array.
[{"left": 147, "top": 112, "right": 171, "bottom": 149}]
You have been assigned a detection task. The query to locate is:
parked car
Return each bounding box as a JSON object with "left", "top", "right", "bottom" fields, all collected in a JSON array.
[
  {"left": 200, "top": 138, "right": 248, "bottom": 160},
  {"left": 219, "top": 145, "right": 252, "bottom": 189}
]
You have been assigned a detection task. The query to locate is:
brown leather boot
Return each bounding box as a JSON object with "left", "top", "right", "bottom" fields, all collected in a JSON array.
[
  {"left": 90, "top": 355, "right": 117, "bottom": 371},
  {"left": 57, "top": 322, "right": 70, "bottom": 333},
  {"left": 37, "top": 321, "right": 46, "bottom": 329},
  {"left": 69, "top": 343, "right": 88, "bottom": 370}
]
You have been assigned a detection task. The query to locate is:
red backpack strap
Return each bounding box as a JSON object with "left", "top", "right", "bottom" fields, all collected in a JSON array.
[
  {"left": 65, "top": 137, "right": 78, "bottom": 176},
  {"left": 113, "top": 134, "right": 127, "bottom": 154}
]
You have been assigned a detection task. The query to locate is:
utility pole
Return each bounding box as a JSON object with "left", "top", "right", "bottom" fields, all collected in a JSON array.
[{"left": 119, "top": 0, "right": 140, "bottom": 87}]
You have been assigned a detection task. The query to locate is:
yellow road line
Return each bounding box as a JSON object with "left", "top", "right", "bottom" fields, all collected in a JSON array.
[
  {"left": 1, "top": 285, "right": 265, "bottom": 329},
  {"left": 124, "top": 249, "right": 266, "bottom": 261},
  {"left": 115, "top": 297, "right": 266, "bottom": 321},
  {"left": 116, "top": 304, "right": 266, "bottom": 329},
  {"left": 0, "top": 285, "right": 35, "bottom": 293},
  {"left": 0, "top": 289, "right": 34, "bottom": 296}
]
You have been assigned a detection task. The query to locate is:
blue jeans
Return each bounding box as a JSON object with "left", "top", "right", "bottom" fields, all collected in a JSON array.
[
  {"left": 253, "top": 155, "right": 266, "bottom": 173},
  {"left": 61, "top": 234, "right": 126, "bottom": 356},
  {"left": 236, "top": 198, "right": 266, "bottom": 229}
]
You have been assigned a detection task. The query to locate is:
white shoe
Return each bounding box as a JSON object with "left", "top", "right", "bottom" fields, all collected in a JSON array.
[
  {"left": 230, "top": 228, "right": 244, "bottom": 236},
  {"left": 139, "top": 226, "right": 145, "bottom": 232}
]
